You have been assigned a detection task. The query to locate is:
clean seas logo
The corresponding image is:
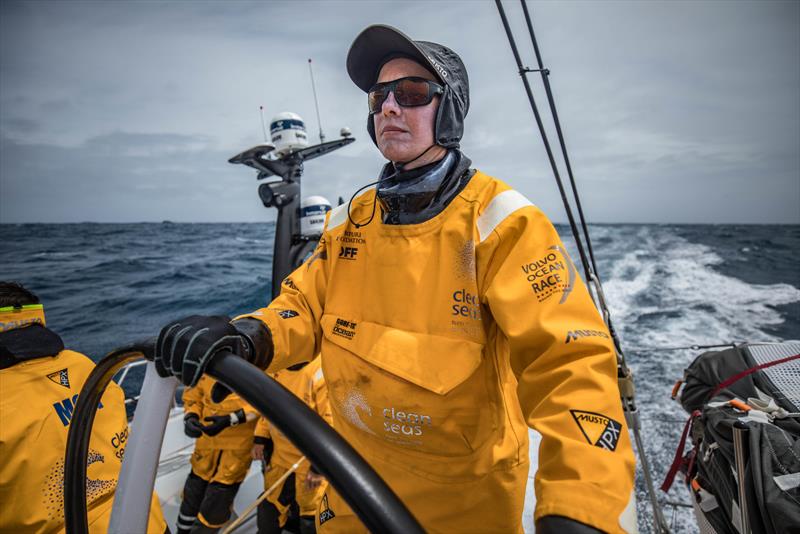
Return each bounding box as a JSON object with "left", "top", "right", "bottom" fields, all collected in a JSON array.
[
  {"left": 331, "top": 318, "right": 357, "bottom": 339},
  {"left": 383, "top": 407, "right": 433, "bottom": 438},
  {"left": 520, "top": 245, "right": 575, "bottom": 304},
  {"left": 339, "top": 387, "right": 375, "bottom": 435},
  {"left": 47, "top": 368, "right": 70, "bottom": 388},
  {"left": 450, "top": 288, "right": 481, "bottom": 320},
  {"left": 570, "top": 410, "right": 622, "bottom": 451}
]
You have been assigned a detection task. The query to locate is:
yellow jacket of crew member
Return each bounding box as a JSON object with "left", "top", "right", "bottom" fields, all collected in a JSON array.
[
  {"left": 237, "top": 171, "right": 636, "bottom": 534},
  {"left": 254, "top": 357, "right": 332, "bottom": 522},
  {"left": 0, "top": 328, "right": 166, "bottom": 533},
  {"left": 254, "top": 357, "right": 332, "bottom": 470},
  {"left": 182, "top": 375, "right": 258, "bottom": 451}
]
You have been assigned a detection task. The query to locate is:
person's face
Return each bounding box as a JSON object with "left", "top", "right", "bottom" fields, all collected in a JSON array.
[{"left": 373, "top": 58, "right": 440, "bottom": 163}]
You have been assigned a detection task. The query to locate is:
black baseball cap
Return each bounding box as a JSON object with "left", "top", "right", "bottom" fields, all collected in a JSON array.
[{"left": 346, "top": 24, "right": 469, "bottom": 148}]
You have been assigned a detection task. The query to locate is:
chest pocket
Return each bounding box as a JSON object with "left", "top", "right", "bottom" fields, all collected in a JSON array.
[{"left": 320, "top": 314, "right": 498, "bottom": 460}]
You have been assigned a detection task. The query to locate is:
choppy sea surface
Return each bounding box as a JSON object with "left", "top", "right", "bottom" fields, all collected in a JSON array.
[{"left": 2, "top": 222, "right": 798, "bottom": 532}]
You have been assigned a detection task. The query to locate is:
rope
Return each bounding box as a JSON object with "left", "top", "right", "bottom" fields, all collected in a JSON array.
[
  {"left": 222, "top": 456, "right": 306, "bottom": 533},
  {"left": 494, "top": 2, "right": 670, "bottom": 531}
]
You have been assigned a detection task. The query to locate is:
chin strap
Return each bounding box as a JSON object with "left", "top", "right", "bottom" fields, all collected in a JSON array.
[{"left": 346, "top": 144, "right": 439, "bottom": 229}]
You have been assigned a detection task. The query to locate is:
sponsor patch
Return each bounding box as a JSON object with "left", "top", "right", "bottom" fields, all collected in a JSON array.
[
  {"left": 338, "top": 246, "right": 358, "bottom": 260},
  {"left": 520, "top": 244, "right": 576, "bottom": 304},
  {"left": 331, "top": 318, "right": 357, "bottom": 339},
  {"left": 47, "top": 368, "right": 70, "bottom": 389},
  {"left": 277, "top": 309, "right": 299, "bottom": 319},
  {"left": 565, "top": 329, "right": 610, "bottom": 344},
  {"left": 570, "top": 410, "right": 622, "bottom": 451},
  {"left": 335, "top": 230, "right": 367, "bottom": 245},
  {"left": 319, "top": 493, "right": 336, "bottom": 525}
]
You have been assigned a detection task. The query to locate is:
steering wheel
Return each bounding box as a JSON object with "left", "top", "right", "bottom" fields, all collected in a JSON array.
[{"left": 64, "top": 341, "right": 425, "bottom": 534}]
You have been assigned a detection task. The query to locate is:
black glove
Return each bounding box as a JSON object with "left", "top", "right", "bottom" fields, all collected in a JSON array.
[
  {"left": 202, "top": 408, "right": 246, "bottom": 437},
  {"left": 183, "top": 413, "right": 204, "bottom": 438},
  {"left": 154, "top": 315, "right": 247, "bottom": 387},
  {"left": 208, "top": 318, "right": 275, "bottom": 402}
]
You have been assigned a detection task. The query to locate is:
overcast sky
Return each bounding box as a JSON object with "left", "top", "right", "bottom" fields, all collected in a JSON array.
[{"left": 1, "top": 0, "right": 798, "bottom": 224}]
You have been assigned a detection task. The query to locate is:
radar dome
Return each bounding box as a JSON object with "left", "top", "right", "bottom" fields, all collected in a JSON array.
[
  {"left": 270, "top": 112, "right": 309, "bottom": 157},
  {"left": 300, "top": 195, "right": 332, "bottom": 237}
]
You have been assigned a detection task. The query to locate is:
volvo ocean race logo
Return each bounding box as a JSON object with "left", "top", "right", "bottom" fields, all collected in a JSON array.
[{"left": 520, "top": 245, "right": 576, "bottom": 304}]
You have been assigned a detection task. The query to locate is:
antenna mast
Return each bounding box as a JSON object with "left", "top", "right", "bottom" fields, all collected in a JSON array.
[
  {"left": 259, "top": 105, "right": 268, "bottom": 142},
  {"left": 308, "top": 58, "right": 326, "bottom": 143}
]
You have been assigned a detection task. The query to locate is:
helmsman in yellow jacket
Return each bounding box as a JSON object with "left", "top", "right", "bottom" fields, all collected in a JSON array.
[
  {"left": 154, "top": 25, "right": 637, "bottom": 534},
  {"left": 0, "top": 282, "right": 166, "bottom": 533},
  {"left": 252, "top": 357, "right": 331, "bottom": 534},
  {"left": 177, "top": 375, "right": 258, "bottom": 533}
]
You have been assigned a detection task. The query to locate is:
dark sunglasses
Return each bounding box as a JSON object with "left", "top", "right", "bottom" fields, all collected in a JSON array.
[{"left": 368, "top": 76, "right": 444, "bottom": 114}]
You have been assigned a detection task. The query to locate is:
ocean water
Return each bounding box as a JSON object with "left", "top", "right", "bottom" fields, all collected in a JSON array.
[{"left": 2, "top": 222, "right": 798, "bottom": 532}]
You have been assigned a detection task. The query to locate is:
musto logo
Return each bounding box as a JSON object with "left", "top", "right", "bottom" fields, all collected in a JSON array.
[
  {"left": 520, "top": 245, "right": 575, "bottom": 304},
  {"left": 565, "top": 329, "right": 609, "bottom": 344},
  {"left": 570, "top": 410, "right": 622, "bottom": 451}
]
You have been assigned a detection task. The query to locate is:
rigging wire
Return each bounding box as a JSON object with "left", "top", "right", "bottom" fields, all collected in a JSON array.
[
  {"left": 308, "top": 58, "right": 326, "bottom": 144},
  {"left": 518, "top": 0, "right": 600, "bottom": 279},
  {"left": 494, "top": 2, "right": 671, "bottom": 532}
]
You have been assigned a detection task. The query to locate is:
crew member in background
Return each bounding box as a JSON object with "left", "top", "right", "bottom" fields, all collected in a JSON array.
[
  {"left": 154, "top": 24, "right": 636, "bottom": 534},
  {"left": 0, "top": 281, "right": 167, "bottom": 533},
  {"left": 178, "top": 375, "right": 258, "bottom": 533},
  {"left": 252, "top": 357, "right": 330, "bottom": 534}
]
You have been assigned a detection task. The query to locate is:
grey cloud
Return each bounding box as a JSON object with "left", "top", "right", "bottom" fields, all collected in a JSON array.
[
  {"left": 1, "top": 117, "right": 40, "bottom": 134},
  {"left": 1, "top": 0, "right": 798, "bottom": 223}
]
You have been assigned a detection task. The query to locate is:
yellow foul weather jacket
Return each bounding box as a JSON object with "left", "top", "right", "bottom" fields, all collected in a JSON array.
[
  {"left": 0, "top": 348, "right": 166, "bottom": 534},
  {"left": 182, "top": 375, "right": 258, "bottom": 451},
  {"left": 254, "top": 357, "right": 331, "bottom": 519},
  {"left": 237, "top": 170, "right": 636, "bottom": 533},
  {"left": 182, "top": 376, "right": 257, "bottom": 485},
  {"left": 254, "top": 357, "right": 332, "bottom": 471}
]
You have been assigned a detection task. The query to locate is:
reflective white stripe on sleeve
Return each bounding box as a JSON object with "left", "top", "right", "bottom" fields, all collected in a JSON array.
[
  {"left": 326, "top": 203, "right": 349, "bottom": 231},
  {"left": 476, "top": 189, "right": 534, "bottom": 243},
  {"left": 774, "top": 472, "right": 800, "bottom": 491}
]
